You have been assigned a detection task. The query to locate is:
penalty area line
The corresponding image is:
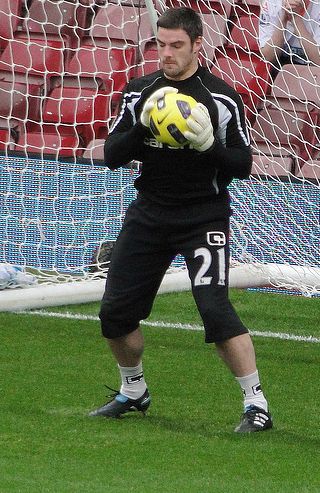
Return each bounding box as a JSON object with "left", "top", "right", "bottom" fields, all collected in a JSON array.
[{"left": 15, "top": 309, "right": 320, "bottom": 344}]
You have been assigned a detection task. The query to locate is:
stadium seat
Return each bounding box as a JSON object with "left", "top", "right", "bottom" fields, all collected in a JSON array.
[
  {"left": 0, "top": 0, "right": 23, "bottom": 51},
  {"left": 295, "top": 160, "right": 320, "bottom": 181},
  {"left": 65, "top": 42, "right": 136, "bottom": 97},
  {"left": 0, "top": 126, "right": 17, "bottom": 151},
  {"left": 211, "top": 54, "right": 271, "bottom": 123},
  {"left": 231, "top": 0, "right": 261, "bottom": 19},
  {"left": 253, "top": 64, "right": 320, "bottom": 165},
  {"left": 0, "top": 35, "right": 65, "bottom": 84},
  {"left": 251, "top": 103, "right": 319, "bottom": 164},
  {"left": 83, "top": 139, "right": 105, "bottom": 161},
  {"left": 90, "top": 4, "right": 152, "bottom": 51},
  {"left": 0, "top": 76, "right": 43, "bottom": 150},
  {"left": 23, "top": 0, "right": 89, "bottom": 50},
  {"left": 13, "top": 74, "right": 110, "bottom": 159},
  {"left": 0, "top": 79, "right": 42, "bottom": 122},
  {"left": 272, "top": 64, "right": 320, "bottom": 108},
  {"left": 201, "top": 13, "right": 229, "bottom": 60},
  {"left": 15, "top": 125, "right": 85, "bottom": 159},
  {"left": 137, "top": 40, "right": 161, "bottom": 77},
  {"left": 251, "top": 154, "right": 294, "bottom": 178},
  {"left": 42, "top": 84, "right": 110, "bottom": 143},
  {"left": 227, "top": 14, "right": 260, "bottom": 54},
  {"left": 165, "top": 0, "right": 232, "bottom": 15}
]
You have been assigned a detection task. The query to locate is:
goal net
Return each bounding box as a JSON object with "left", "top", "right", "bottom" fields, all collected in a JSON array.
[{"left": 0, "top": 0, "right": 319, "bottom": 310}]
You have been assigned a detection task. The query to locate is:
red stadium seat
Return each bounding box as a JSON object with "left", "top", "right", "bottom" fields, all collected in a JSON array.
[
  {"left": 0, "top": 79, "right": 42, "bottom": 122},
  {"left": 0, "top": 35, "right": 65, "bottom": 84},
  {"left": 0, "top": 126, "right": 16, "bottom": 151},
  {"left": 14, "top": 78, "right": 110, "bottom": 158},
  {"left": 295, "top": 160, "right": 320, "bottom": 181},
  {"left": 42, "top": 84, "right": 110, "bottom": 143},
  {"left": 201, "top": 13, "right": 229, "bottom": 60},
  {"left": 273, "top": 64, "right": 320, "bottom": 107},
  {"left": 82, "top": 139, "right": 105, "bottom": 161},
  {"left": 211, "top": 54, "right": 271, "bottom": 123},
  {"left": 137, "top": 41, "right": 161, "bottom": 77},
  {"left": 0, "top": 0, "right": 23, "bottom": 50},
  {"left": 227, "top": 14, "right": 260, "bottom": 54},
  {"left": 253, "top": 64, "right": 320, "bottom": 167},
  {"left": 90, "top": 4, "right": 152, "bottom": 51},
  {"left": 251, "top": 154, "right": 294, "bottom": 178},
  {"left": 65, "top": 42, "right": 136, "bottom": 95},
  {"left": 251, "top": 103, "right": 319, "bottom": 164},
  {"left": 231, "top": 0, "right": 261, "bottom": 18},
  {"left": 165, "top": 0, "right": 232, "bottom": 15},
  {"left": 23, "top": 0, "right": 89, "bottom": 49},
  {"left": 15, "top": 125, "right": 85, "bottom": 159}
]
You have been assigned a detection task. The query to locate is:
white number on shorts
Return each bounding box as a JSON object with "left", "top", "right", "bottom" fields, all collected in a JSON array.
[{"left": 194, "top": 247, "right": 226, "bottom": 286}]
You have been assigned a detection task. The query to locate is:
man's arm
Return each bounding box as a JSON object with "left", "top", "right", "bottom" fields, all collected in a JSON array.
[
  {"left": 260, "top": 8, "right": 290, "bottom": 64},
  {"left": 104, "top": 86, "right": 148, "bottom": 171},
  {"left": 208, "top": 139, "right": 252, "bottom": 179},
  {"left": 104, "top": 120, "right": 147, "bottom": 171},
  {"left": 260, "top": 0, "right": 320, "bottom": 65},
  {"left": 104, "top": 85, "right": 178, "bottom": 170},
  {"left": 290, "top": 14, "right": 320, "bottom": 65},
  {"left": 207, "top": 94, "right": 252, "bottom": 179}
]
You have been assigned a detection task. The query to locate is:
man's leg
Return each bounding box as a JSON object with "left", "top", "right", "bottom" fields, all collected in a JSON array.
[
  {"left": 182, "top": 215, "right": 273, "bottom": 432},
  {"left": 215, "top": 333, "right": 268, "bottom": 410},
  {"left": 89, "top": 327, "right": 150, "bottom": 418},
  {"left": 215, "top": 333, "right": 273, "bottom": 432},
  {"left": 107, "top": 328, "right": 148, "bottom": 401},
  {"left": 108, "top": 327, "right": 144, "bottom": 367},
  {"left": 215, "top": 332, "right": 256, "bottom": 376},
  {"left": 89, "top": 198, "right": 172, "bottom": 418}
]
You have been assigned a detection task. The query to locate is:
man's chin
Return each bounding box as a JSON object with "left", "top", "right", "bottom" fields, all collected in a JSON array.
[{"left": 163, "top": 66, "right": 180, "bottom": 79}]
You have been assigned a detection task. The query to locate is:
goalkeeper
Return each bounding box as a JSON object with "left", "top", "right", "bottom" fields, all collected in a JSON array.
[{"left": 89, "top": 7, "right": 273, "bottom": 433}]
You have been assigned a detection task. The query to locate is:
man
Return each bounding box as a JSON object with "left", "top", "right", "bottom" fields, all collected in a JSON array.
[
  {"left": 89, "top": 7, "right": 273, "bottom": 433},
  {"left": 259, "top": 0, "right": 320, "bottom": 66}
]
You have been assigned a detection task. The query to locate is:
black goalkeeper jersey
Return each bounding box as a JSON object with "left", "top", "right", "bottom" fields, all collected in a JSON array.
[{"left": 104, "top": 65, "right": 252, "bottom": 207}]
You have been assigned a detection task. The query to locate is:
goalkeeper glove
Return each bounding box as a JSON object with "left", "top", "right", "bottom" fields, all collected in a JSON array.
[
  {"left": 184, "top": 103, "right": 215, "bottom": 152},
  {"left": 140, "top": 86, "right": 178, "bottom": 128}
]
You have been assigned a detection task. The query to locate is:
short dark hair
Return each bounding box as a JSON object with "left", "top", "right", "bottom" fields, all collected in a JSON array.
[{"left": 157, "top": 7, "right": 203, "bottom": 44}]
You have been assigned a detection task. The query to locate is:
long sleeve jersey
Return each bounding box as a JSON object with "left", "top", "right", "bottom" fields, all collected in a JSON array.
[{"left": 104, "top": 65, "right": 252, "bottom": 206}]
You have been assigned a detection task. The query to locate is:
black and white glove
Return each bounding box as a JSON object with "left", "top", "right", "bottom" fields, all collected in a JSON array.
[
  {"left": 140, "top": 86, "right": 178, "bottom": 128},
  {"left": 184, "top": 103, "right": 215, "bottom": 152}
]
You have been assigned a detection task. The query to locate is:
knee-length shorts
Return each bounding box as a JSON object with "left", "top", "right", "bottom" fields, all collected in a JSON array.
[{"left": 99, "top": 196, "right": 248, "bottom": 343}]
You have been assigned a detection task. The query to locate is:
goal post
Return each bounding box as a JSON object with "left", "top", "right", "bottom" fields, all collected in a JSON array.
[{"left": 0, "top": 0, "right": 319, "bottom": 311}]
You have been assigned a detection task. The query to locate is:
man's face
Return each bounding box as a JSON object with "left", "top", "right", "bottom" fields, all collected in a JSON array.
[{"left": 157, "top": 27, "right": 202, "bottom": 80}]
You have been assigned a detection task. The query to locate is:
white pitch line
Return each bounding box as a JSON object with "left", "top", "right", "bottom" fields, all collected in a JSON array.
[{"left": 15, "top": 309, "right": 320, "bottom": 344}]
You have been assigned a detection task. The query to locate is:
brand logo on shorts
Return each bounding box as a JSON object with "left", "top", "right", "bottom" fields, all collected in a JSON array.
[{"left": 207, "top": 231, "right": 226, "bottom": 246}]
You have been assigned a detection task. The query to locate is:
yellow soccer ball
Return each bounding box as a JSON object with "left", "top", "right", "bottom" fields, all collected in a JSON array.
[{"left": 149, "top": 92, "right": 197, "bottom": 147}]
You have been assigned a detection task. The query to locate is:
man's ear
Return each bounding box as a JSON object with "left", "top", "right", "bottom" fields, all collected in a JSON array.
[{"left": 193, "top": 36, "right": 203, "bottom": 54}]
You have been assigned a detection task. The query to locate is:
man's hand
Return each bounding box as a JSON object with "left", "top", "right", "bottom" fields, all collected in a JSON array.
[
  {"left": 140, "top": 86, "right": 178, "bottom": 128},
  {"left": 184, "top": 103, "right": 215, "bottom": 152},
  {"left": 283, "top": 0, "right": 309, "bottom": 19}
]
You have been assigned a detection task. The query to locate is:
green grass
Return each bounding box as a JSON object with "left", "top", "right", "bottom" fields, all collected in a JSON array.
[{"left": 1, "top": 290, "right": 320, "bottom": 492}]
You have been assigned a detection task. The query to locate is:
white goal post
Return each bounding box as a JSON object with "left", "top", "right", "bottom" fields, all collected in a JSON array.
[{"left": 0, "top": 0, "right": 319, "bottom": 311}]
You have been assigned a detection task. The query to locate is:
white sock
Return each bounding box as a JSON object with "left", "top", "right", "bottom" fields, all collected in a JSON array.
[
  {"left": 118, "top": 362, "right": 147, "bottom": 400},
  {"left": 236, "top": 370, "right": 268, "bottom": 412}
]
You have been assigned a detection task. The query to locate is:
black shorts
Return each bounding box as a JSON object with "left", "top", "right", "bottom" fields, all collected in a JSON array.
[{"left": 99, "top": 196, "right": 248, "bottom": 343}]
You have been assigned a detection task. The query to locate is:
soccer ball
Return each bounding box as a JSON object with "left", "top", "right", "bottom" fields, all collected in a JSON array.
[{"left": 149, "top": 92, "right": 197, "bottom": 147}]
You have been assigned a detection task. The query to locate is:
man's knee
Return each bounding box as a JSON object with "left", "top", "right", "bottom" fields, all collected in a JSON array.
[
  {"left": 198, "top": 296, "right": 248, "bottom": 343},
  {"left": 99, "top": 305, "right": 139, "bottom": 339}
]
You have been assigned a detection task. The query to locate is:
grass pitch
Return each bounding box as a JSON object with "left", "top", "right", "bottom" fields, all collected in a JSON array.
[{"left": 1, "top": 290, "right": 319, "bottom": 492}]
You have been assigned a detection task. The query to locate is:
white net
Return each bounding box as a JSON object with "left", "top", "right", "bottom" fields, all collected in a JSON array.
[{"left": 0, "top": 0, "right": 319, "bottom": 307}]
